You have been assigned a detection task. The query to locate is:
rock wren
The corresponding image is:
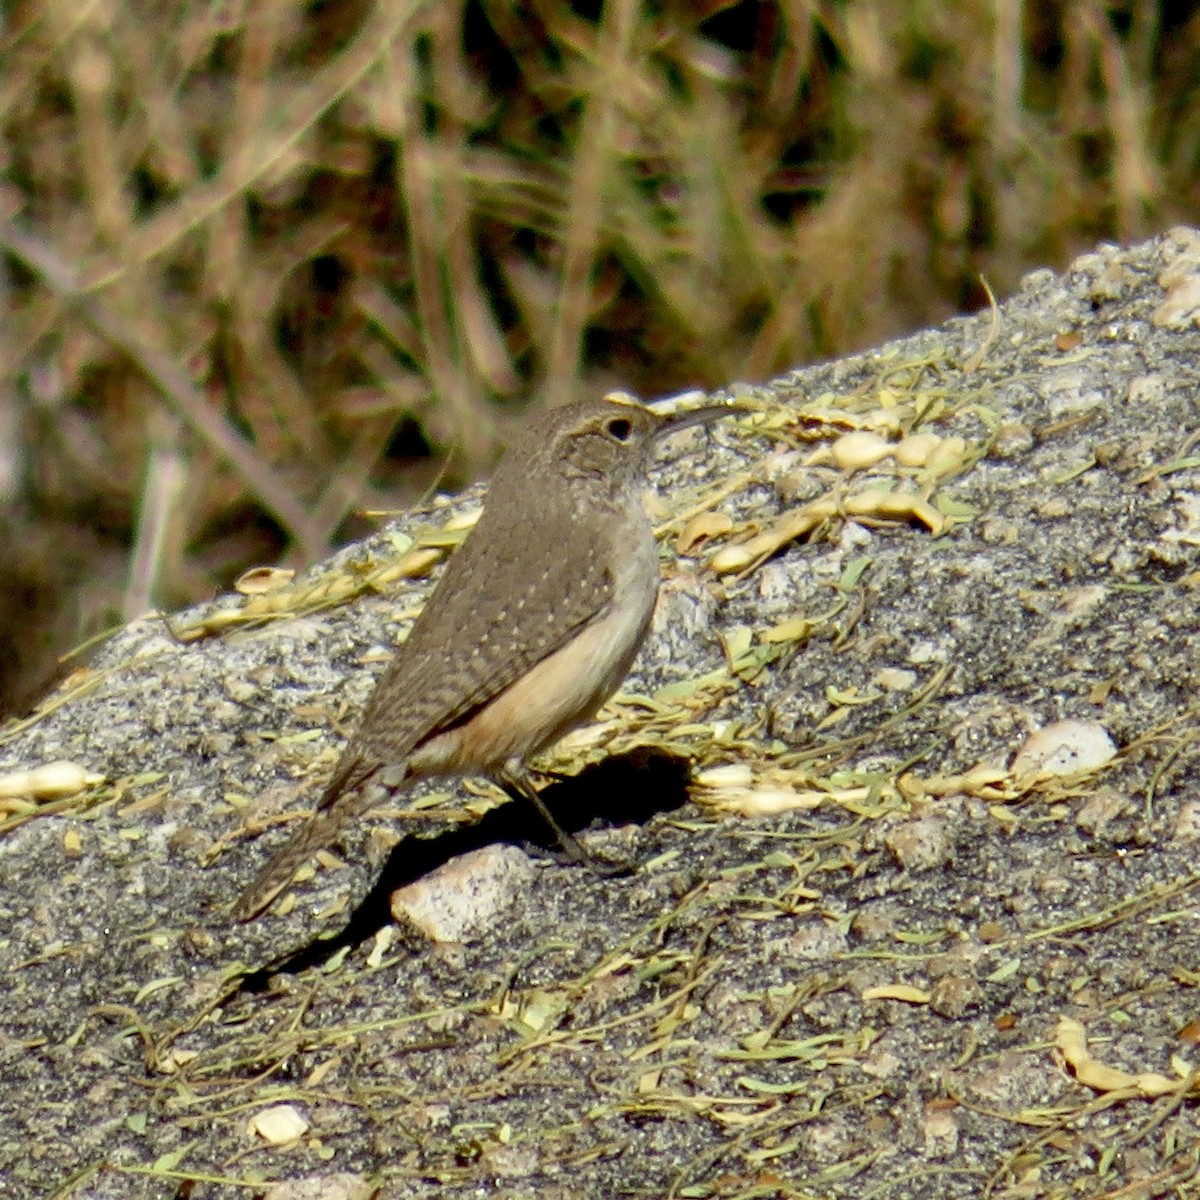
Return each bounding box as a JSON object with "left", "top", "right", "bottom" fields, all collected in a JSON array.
[{"left": 235, "top": 391, "right": 733, "bottom": 920}]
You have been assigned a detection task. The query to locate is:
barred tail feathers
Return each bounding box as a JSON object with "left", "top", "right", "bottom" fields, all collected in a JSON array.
[{"left": 234, "top": 755, "right": 383, "bottom": 921}]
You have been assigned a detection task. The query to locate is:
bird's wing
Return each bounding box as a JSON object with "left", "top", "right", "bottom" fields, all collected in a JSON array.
[{"left": 351, "top": 501, "right": 616, "bottom": 766}]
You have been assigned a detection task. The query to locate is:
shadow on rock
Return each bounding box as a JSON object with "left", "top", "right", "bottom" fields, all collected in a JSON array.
[{"left": 238, "top": 746, "right": 694, "bottom": 987}]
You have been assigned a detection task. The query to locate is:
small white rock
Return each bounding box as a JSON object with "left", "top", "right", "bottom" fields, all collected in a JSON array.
[
  {"left": 1172, "top": 800, "right": 1200, "bottom": 842},
  {"left": 249, "top": 1104, "right": 310, "bottom": 1145},
  {"left": 391, "top": 844, "right": 536, "bottom": 943},
  {"left": 1012, "top": 720, "right": 1117, "bottom": 779},
  {"left": 875, "top": 667, "right": 918, "bottom": 692},
  {"left": 263, "top": 1173, "right": 373, "bottom": 1200},
  {"left": 908, "top": 639, "right": 947, "bottom": 665}
]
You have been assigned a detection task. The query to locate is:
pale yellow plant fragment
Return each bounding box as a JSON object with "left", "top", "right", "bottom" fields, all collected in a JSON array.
[
  {"left": 862, "top": 984, "right": 932, "bottom": 1004},
  {"left": 0, "top": 761, "right": 104, "bottom": 802},
  {"left": 1056, "top": 1017, "right": 1182, "bottom": 1097}
]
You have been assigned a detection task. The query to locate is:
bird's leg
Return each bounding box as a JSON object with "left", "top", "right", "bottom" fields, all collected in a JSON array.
[
  {"left": 495, "top": 764, "right": 586, "bottom": 860},
  {"left": 495, "top": 765, "right": 634, "bottom": 878}
]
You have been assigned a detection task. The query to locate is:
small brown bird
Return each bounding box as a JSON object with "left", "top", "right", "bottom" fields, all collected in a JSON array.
[{"left": 235, "top": 391, "right": 732, "bottom": 920}]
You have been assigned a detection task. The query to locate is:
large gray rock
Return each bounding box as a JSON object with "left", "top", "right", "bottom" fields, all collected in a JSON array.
[{"left": 3, "top": 229, "right": 1200, "bottom": 1198}]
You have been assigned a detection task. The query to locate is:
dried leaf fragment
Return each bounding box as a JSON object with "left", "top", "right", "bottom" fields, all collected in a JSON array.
[
  {"left": 695, "top": 763, "right": 754, "bottom": 789},
  {"left": 901, "top": 764, "right": 1012, "bottom": 801},
  {"left": 694, "top": 762, "right": 829, "bottom": 815},
  {"left": 831, "top": 430, "right": 893, "bottom": 470},
  {"left": 894, "top": 432, "right": 942, "bottom": 467},
  {"left": 695, "top": 763, "right": 888, "bottom": 817},
  {"left": 515, "top": 987, "right": 570, "bottom": 1034},
  {"left": 842, "top": 489, "right": 946, "bottom": 533},
  {"left": 760, "top": 616, "right": 819, "bottom": 644},
  {"left": 921, "top": 435, "right": 968, "bottom": 481},
  {"left": 0, "top": 761, "right": 104, "bottom": 801},
  {"left": 234, "top": 566, "right": 295, "bottom": 595},
  {"left": 862, "top": 984, "right": 932, "bottom": 1004},
  {"left": 708, "top": 501, "right": 832, "bottom": 574},
  {"left": 675, "top": 510, "right": 735, "bottom": 556},
  {"left": 1056, "top": 1017, "right": 1181, "bottom": 1097}
]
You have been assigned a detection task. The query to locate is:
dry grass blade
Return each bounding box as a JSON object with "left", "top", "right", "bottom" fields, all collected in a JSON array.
[
  {"left": 84, "top": 0, "right": 427, "bottom": 286},
  {"left": 0, "top": 219, "right": 326, "bottom": 560}
]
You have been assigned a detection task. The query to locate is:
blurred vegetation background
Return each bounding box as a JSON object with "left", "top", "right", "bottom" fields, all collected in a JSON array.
[{"left": 1, "top": 0, "right": 1197, "bottom": 715}]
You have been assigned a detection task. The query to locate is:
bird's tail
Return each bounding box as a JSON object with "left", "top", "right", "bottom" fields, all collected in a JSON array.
[{"left": 234, "top": 755, "right": 384, "bottom": 921}]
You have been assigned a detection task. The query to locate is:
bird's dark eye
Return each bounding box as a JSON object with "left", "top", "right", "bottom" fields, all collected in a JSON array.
[{"left": 606, "top": 417, "right": 633, "bottom": 441}]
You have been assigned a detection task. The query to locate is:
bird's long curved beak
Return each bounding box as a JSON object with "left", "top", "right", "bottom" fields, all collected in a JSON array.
[{"left": 654, "top": 397, "right": 745, "bottom": 438}]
